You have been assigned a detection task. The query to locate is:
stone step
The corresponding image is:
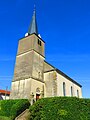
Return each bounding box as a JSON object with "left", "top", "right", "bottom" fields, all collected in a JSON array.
[{"left": 15, "top": 109, "right": 30, "bottom": 120}]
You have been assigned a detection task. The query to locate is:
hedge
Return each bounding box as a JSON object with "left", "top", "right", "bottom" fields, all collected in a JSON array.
[
  {"left": 29, "top": 97, "right": 90, "bottom": 120},
  {"left": 10, "top": 99, "right": 30, "bottom": 120},
  {"left": 0, "top": 99, "right": 30, "bottom": 120},
  {"left": 0, "top": 100, "right": 19, "bottom": 117},
  {"left": 0, "top": 116, "right": 11, "bottom": 120}
]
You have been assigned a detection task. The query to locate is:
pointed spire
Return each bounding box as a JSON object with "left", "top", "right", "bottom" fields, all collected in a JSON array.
[{"left": 28, "top": 6, "right": 38, "bottom": 35}]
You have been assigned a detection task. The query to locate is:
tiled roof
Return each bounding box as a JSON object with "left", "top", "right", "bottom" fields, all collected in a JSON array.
[{"left": 0, "top": 89, "right": 10, "bottom": 95}]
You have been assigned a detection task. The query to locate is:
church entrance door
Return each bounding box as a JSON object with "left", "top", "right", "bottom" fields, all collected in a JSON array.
[{"left": 36, "top": 94, "right": 40, "bottom": 101}]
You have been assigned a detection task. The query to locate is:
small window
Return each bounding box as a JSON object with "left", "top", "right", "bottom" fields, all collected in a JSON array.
[
  {"left": 38, "top": 39, "right": 42, "bottom": 46},
  {"left": 77, "top": 90, "right": 79, "bottom": 98},
  {"left": 38, "top": 39, "right": 40, "bottom": 45},
  {"left": 40, "top": 41, "right": 42, "bottom": 46},
  {"left": 71, "top": 86, "right": 73, "bottom": 96},
  {"left": 63, "top": 82, "right": 66, "bottom": 96}
]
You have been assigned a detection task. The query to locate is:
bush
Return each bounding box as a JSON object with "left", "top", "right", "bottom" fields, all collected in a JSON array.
[
  {"left": 29, "top": 97, "right": 90, "bottom": 120},
  {"left": 10, "top": 99, "right": 30, "bottom": 120},
  {"left": 0, "top": 100, "right": 18, "bottom": 117},
  {"left": 0, "top": 99, "right": 30, "bottom": 120},
  {"left": 0, "top": 116, "right": 11, "bottom": 120}
]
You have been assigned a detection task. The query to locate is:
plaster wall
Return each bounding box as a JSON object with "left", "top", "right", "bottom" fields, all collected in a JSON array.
[
  {"left": 2, "top": 95, "right": 10, "bottom": 100},
  {"left": 44, "top": 71, "right": 57, "bottom": 97},
  {"left": 57, "top": 73, "right": 82, "bottom": 98},
  {"left": 10, "top": 78, "right": 31, "bottom": 99}
]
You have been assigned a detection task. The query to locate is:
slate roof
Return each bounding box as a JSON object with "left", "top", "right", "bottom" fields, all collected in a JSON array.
[
  {"left": 44, "top": 61, "right": 82, "bottom": 88},
  {"left": 28, "top": 8, "right": 38, "bottom": 35}
]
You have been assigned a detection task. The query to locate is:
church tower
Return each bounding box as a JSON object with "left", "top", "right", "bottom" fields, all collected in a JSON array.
[{"left": 10, "top": 9, "right": 45, "bottom": 99}]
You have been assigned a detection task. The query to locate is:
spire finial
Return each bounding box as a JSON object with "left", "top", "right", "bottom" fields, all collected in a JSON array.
[
  {"left": 33, "top": 4, "right": 36, "bottom": 15},
  {"left": 34, "top": 4, "right": 36, "bottom": 11}
]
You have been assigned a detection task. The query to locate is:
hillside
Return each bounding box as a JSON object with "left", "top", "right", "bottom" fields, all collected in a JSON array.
[{"left": 29, "top": 97, "right": 90, "bottom": 120}]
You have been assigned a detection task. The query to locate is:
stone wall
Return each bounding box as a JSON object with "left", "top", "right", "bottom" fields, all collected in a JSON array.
[
  {"left": 32, "top": 51, "right": 44, "bottom": 81},
  {"left": 13, "top": 51, "right": 33, "bottom": 81}
]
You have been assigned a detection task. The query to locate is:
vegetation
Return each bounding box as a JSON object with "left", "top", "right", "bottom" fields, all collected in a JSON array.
[
  {"left": 0, "top": 97, "right": 90, "bottom": 120},
  {"left": 0, "top": 116, "right": 11, "bottom": 120},
  {"left": 0, "top": 99, "right": 30, "bottom": 120},
  {"left": 10, "top": 99, "right": 30, "bottom": 120},
  {"left": 29, "top": 97, "right": 90, "bottom": 120}
]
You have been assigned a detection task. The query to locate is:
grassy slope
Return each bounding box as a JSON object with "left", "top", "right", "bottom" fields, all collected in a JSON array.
[{"left": 29, "top": 97, "right": 90, "bottom": 120}]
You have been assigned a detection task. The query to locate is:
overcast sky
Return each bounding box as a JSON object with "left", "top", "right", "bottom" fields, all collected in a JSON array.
[{"left": 0, "top": 0, "right": 90, "bottom": 98}]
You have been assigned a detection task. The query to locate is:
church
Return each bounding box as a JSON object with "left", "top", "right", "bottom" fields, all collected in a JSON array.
[{"left": 10, "top": 9, "right": 82, "bottom": 100}]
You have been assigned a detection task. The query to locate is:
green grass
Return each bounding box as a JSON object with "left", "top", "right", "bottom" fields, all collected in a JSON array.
[{"left": 29, "top": 97, "right": 90, "bottom": 120}]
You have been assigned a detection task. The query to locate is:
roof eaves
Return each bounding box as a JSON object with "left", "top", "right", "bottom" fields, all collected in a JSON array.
[{"left": 56, "top": 69, "right": 82, "bottom": 88}]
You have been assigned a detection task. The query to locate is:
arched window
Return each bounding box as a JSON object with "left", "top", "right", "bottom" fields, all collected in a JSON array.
[
  {"left": 71, "top": 86, "right": 73, "bottom": 96},
  {"left": 63, "top": 82, "right": 66, "bottom": 96},
  {"left": 77, "top": 90, "right": 79, "bottom": 98}
]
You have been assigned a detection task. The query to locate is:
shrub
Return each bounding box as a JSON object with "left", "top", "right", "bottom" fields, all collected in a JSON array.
[
  {"left": 0, "top": 99, "right": 30, "bottom": 120},
  {"left": 0, "top": 116, "right": 11, "bottom": 120},
  {"left": 0, "top": 100, "right": 18, "bottom": 117},
  {"left": 10, "top": 99, "right": 30, "bottom": 120},
  {"left": 29, "top": 97, "right": 90, "bottom": 120}
]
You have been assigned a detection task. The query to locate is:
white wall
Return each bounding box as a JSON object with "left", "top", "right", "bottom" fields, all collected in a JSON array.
[
  {"left": 1, "top": 95, "right": 10, "bottom": 100},
  {"left": 57, "top": 72, "right": 82, "bottom": 98}
]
